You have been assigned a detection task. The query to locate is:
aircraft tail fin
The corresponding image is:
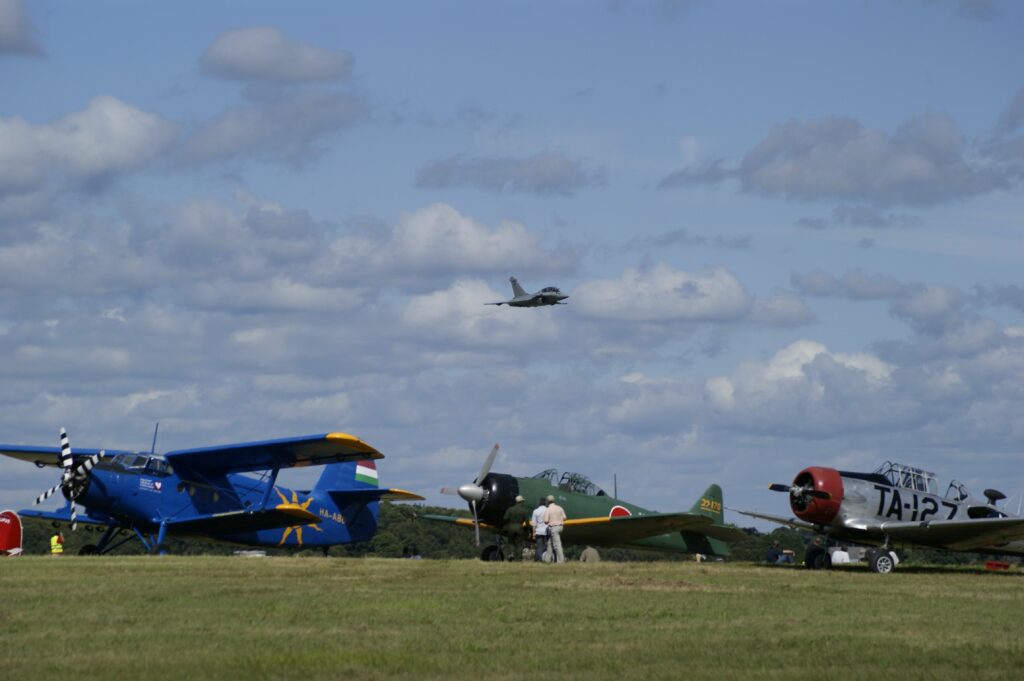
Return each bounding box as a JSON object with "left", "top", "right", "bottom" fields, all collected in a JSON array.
[
  {"left": 314, "top": 460, "right": 379, "bottom": 491},
  {"left": 689, "top": 484, "right": 725, "bottom": 525},
  {"left": 509, "top": 276, "right": 528, "bottom": 298}
]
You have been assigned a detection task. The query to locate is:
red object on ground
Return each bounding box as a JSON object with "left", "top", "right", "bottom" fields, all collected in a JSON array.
[
  {"left": 0, "top": 510, "right": 23, "bottom": 556},
  {"left": 984, "top": 560, "right": 1011, "bottom": 571}
]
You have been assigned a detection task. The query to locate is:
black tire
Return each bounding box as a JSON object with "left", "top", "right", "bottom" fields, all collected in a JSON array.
[
  {"left": 151, "top": 543, "right": 169, "bottom": 556},
  {"left": 480, "top": 545, "right": 505, "bottom": 562},
  {"left": 868, "top": 549, "right": 895, "bottom": 574},
  {"left": 79, "top": 544, "right": 99, "bottom": 556},
  {"left": 805, "top": 544, "right": 828, "bottom": 569}
]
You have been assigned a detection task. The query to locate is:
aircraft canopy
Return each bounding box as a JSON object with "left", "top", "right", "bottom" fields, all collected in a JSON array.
[{"left": 532, "top": 469, "right": 606, "bottom": 497}]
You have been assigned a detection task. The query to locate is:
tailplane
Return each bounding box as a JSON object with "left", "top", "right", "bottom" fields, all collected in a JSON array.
[{"left": 510, "top": 276, "right": 528, "bottom": 298}]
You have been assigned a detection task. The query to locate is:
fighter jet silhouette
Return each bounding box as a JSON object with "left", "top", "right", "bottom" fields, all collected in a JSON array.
[{"left": 486, "top": 277, "right": 568, "bottom": 307}]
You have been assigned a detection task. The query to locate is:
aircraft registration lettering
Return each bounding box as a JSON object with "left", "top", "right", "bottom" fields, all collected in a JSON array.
[
  {"left": 319, "top": 508, "right": 345, "bottom": 524},
  {"left": 699, "top": 498, "right": 721, "bottom": 513},
  {"left": 874, "top": 485, "right": 957, "bottom": 522}
]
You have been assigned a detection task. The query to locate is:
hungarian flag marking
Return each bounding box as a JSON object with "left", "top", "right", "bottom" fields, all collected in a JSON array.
[{"left": 355, "top": 460, "right": 378, "bottom": 486}]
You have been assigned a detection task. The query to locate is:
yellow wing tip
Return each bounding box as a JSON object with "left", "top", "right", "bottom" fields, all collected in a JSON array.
[
  {"left": 325, "top": 432, "right": 383, "bottom": 458},
  {"left": 383, "top": 488, "right": 425, "bottom": 502}
]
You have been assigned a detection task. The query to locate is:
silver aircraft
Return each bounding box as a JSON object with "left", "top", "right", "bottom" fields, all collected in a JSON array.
[
  {"left": 486, "top": 277, "right": 568, "bottom": 307},
  {"left": 738, "top": 461, "right": 1024, "bottom": 573}
]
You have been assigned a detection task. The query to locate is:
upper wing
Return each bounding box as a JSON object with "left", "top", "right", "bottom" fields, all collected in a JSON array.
[
  {"left": 562, "top": 512, "right": 713, "bottom": 546},
  {"left": 165, "top": 432, "right": 382, "bottom": 479},
  {"left": 0, "top": 444, "right": 133, "bottom": 467},
  {"left": 880, "top": 517, "right": 1024, "bottom": 551}
]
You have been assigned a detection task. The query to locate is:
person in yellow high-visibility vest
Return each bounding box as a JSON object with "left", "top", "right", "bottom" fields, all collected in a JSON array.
[{"left": 50, "top": 531, "right": 64, "bottom": 556}]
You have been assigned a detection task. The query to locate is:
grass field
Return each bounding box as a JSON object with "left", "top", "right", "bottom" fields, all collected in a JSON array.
[{"left": 3, "top": 557, "right": 1023, "bottom": 680}]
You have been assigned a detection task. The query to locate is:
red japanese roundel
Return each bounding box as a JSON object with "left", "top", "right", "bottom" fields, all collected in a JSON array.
[{"left": 609, "top": 505, "right": 631, "bottom": 518}]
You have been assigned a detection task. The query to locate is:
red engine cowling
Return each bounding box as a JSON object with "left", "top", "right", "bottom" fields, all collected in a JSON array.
[{"left": 790, "top": 467, "right": 843, "bottom": 525}]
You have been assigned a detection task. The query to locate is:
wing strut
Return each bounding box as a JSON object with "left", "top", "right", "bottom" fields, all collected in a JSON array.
[{"left": 259, "top": 466, "right": 281, "bottom": 511}]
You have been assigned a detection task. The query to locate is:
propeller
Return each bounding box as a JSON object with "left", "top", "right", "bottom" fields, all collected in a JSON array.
[
  {"left": 439, "top": 443, "right": 500, "bottom": 546},
  {"left": 769, "top": 483, "right": 831, "bottom": 501},
  {"left": 33, "top": 428, "right": 103, "bottom": 531}
]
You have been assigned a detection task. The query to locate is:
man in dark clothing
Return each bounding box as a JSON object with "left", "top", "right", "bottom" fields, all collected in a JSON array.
[
  {"left": 765, "top": 540, "right": 783, "bottom": 564},
  {"left": 501, "top": 495, "right": 532, "bottom": 560}
]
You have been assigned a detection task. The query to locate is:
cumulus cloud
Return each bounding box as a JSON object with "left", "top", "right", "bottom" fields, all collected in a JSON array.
[
  {"left": 0, "top": 96, "right": 177, "bottom": 210},
  {"left": 573, "top": 263, "right": 810, "bottom": 327},
  {"left": 574, "top": 265, "right": 751, "bottom": 322},
  {"left": 179, "top": 89, "right": 364, "bottom": 165},
  {"left": 702, "top": 340, "right": 902, "bottom": 435},
  {"left": 316, "top": 202, "right": 582, "bottom": 283},
  {"left": 416, "top": 151, "right": 605, "bottom": 196},
  {"left": 200, "top": 27, "right": 353, "bottom": 82},
  {"left": 0, "top": 0, "right": 43, "bottom": 56},
  {"left": 661, "top": 114, "right": 1004, "bottom": 206}
]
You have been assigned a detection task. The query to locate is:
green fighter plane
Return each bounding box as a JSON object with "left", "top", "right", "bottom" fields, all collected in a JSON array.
[{"left": 425, "top": 444, "right": 745, "bottom": 561}]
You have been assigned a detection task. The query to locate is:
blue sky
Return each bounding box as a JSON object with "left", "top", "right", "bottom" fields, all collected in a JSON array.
[{"left": 2, "top": 0, "right": 1024, "bottom": 526}]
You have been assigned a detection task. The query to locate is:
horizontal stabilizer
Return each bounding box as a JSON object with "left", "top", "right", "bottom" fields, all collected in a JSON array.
[{"left": 328, "top": 488, "right": 425, "bottom": 507}]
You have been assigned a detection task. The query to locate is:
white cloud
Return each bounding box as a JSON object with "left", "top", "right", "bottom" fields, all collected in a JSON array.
[
  {"left": 661, "top": 114, "right": 1005, "bottom": 206},
  {"left": 179, "top": 89, "right": 364, "bottom": 165},
  {"left": 0, "top": 96, "right": 177, "bottom": 211},
  {"left": 200, "top": 27, "right": 353, "bottom": 82},
  {"left": 573, "top": 264, "right": 751, "bottom": 322}
]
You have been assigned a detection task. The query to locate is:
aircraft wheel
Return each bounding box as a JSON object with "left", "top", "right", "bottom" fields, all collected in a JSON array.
[
  {"left": 804, "top": 545, "right": 828, "bottom": 569},
  {"left": 868, "top": 549, "right": 895, "bottom": 574},
  {"left": 480, "top": 545, "right": 505, "bottom": 562},
  {"left": 79, "top": 544, "right": 99, "bottom": 556}
]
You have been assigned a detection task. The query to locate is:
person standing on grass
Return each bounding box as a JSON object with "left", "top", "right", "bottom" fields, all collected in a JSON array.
[
  {"left": 50, "top": 530, "right": 64, "bottom": 556},
  {"left": 580, "top": 545, "right": 600, "bottom": 563},
  {"left": 543, "top": 494, "right": 567, "bottom": 563},
  {"left": 501, "top": 495, "right": 531, "bottom": 560},
  {"left": 531, "top": 496, "right": 550, "bottom": 563}
]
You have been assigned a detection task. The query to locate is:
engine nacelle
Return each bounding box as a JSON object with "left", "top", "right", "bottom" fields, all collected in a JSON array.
[
  {"left": 790, "top": 467, "right": 843, "bottom": 525},
  {"left": 477, "top": 473, "right": 520, "bottom": 525}
]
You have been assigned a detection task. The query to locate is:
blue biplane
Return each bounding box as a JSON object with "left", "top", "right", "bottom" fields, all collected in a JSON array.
[{"left": 0, "top": 429, "right": 422, "bottom": 555}]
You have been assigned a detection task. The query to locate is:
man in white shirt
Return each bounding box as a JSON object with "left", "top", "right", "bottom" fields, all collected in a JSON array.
[
  {"left": 531, "top": 497, "right": 550, "bottom": 562},
  {"left": 543, "top": 494, "right": 567, "bottom": 563},
  {"left": 831, "top": 546, "right": 851, "bottom": 564}
]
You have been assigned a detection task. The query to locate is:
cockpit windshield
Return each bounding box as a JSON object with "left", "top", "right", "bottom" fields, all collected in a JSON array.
[
  {"left": 109, "top": 453, "right": 173, "bottom": 476},
  {"left": 531, "top": 469, "right": 606, "bottom": 496},
  {"left": 873, "top": 461, "right": 938, "bottom": 495},
  {"left": 541, "top": 287, "right": 561, "bottom": 293}
]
